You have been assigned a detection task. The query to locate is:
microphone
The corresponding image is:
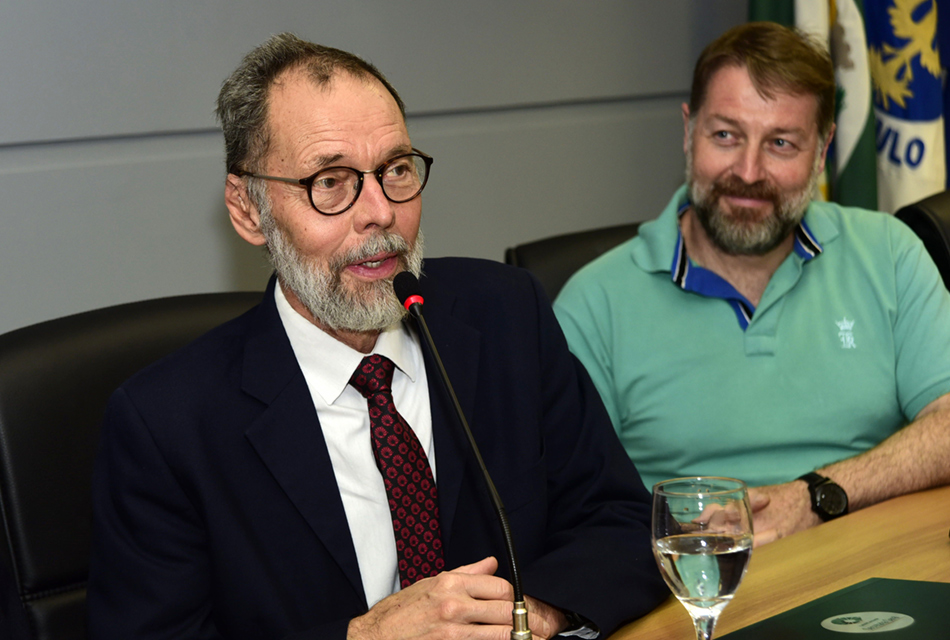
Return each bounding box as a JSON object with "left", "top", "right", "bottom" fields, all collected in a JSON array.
[{"left": 393, "top": 271, "right": 532, "bottom": 640}]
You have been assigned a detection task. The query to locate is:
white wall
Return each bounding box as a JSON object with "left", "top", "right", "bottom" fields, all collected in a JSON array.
[{"left": 0, "top": 0, "right": 746, "bottom": 333}]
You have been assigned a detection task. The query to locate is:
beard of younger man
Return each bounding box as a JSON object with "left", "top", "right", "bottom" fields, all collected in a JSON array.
[
  {"left": 255, "top": 193, "right": 425, "bottom": 333},
  {"left": 685, "top": 127, "right": 824, "bottom": 256}
]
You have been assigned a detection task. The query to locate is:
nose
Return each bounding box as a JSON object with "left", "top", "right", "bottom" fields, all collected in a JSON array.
[
  {"left": 351, "top": 174, "right": 396, "bottom": 231},
  {"left": 732, "top": 144, "right": 767, "bottom": 184}
]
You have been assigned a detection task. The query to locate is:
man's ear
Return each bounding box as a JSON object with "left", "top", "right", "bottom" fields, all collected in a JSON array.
[
  {"left": 817, "top": 123, "right": 836, "bottom": 175},
  {"left": 682, "top": 103, "right": 691, "bottom": 156},
  {"left": 225, "top": 174, "right": 267, "bottom": 246}
]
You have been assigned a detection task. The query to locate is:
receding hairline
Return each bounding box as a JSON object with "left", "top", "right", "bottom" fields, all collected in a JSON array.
[
  {"left": 217, "top": 33, "right": 408, "bottom": 175},
  {"left": 270, "top": 62, "right": 403, "bottom": 107},
  {"left": 254, "top": 64, "right": 408, "bottom": 172}
]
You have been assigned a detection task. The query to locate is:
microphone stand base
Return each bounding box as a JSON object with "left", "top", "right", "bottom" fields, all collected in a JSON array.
[{"left": 511, "top": 600, "right": 532, "bottom": 639}]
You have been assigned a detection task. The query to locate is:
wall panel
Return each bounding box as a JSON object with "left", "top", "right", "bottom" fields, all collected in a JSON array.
[{"left": 0, "top": 0, "right": 746, "bottom": 333}]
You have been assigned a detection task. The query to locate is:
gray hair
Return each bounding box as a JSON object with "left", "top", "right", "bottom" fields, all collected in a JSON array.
[{"left": 215, "top": 32, "right": 406, "bottom": 176}]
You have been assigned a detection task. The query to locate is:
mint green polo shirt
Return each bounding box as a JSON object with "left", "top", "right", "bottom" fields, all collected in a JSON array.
[{"left": 554, "top": 185, "right": 950, "bottom": 489}]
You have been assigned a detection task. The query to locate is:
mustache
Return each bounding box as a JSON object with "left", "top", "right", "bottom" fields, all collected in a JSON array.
[
  {"left": 330, "top": 232, "right": 411, "bottom": 271},
  {"left": 710, "top": 175, "right": 779, "bottom": 202}
]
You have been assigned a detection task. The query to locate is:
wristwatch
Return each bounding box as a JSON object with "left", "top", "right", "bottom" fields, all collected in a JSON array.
[
  {"left": 797, "top": 472, "right": 849, "bottom": 521},
  {"left": 560, "top": 609, "right": 592, "bottom": 634}
]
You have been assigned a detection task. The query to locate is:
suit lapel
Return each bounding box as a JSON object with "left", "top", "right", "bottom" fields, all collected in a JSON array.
[
  {"left": 235, "top": 273, "right": 483, "bottom": 595},
  {"left": 240, "top": 284, "right": 366, "bottom": 605},
  {"left": 416, "top": 282, "right": 482, "bottom": 549}
]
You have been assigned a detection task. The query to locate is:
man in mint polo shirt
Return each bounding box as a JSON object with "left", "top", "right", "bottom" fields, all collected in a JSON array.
[{"left": 555, "top": 22, "right": 950, "bottom": 545}]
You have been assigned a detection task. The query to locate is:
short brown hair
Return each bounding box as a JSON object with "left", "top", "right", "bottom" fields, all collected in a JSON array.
[
  {"left": 689, "top": 22, "right": 835, "bottom": 139},
  {"left": 215, "top": 33, "right": 405, "bottom": 175}
]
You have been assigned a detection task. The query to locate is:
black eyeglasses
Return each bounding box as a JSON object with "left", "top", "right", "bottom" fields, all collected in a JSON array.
[{"left": 234, "top": 149, "right": 433, "bottom": 216}]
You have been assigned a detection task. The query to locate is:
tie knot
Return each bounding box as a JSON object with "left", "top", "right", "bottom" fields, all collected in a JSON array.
[{"left": 349, "top": 354, "right": 396, "bottom": 398}]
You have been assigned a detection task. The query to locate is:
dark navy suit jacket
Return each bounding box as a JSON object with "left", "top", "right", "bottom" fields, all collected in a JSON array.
[{"left": 88, "top": 258, "right": 666, "bottom": 639}]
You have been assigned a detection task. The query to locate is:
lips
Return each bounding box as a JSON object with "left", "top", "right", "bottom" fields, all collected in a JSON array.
[
  {"left": 354, "top": 251, "right": 396, "bottom": 267},
  {"left": 345, "top": 251, "right": 400, "bottom": 279},
  {"left": 336, "top": 231, "right": 412, "bottom": 280},
  {"left": 723, "top": 194, "right": 772, "bottom": 211},
  {"left": 711, "top": 177, "right": 779, "bottom": 218}
]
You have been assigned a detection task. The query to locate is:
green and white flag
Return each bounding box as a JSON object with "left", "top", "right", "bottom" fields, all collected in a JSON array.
[{"left": 749, "top": 0, "right": 879, "bottom": 209}]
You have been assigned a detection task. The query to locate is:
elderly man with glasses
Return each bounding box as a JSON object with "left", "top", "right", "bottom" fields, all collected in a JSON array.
[{"left": 87, "top": 33, "right": 666, "bottom": 640}]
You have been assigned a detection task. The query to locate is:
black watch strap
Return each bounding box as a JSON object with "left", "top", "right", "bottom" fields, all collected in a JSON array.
[
  {"left": 798, "top": 472, "right": 849, "bottom": 521},
  {"left": 798, "top": 472, "right": 827, "bottom": 487}
]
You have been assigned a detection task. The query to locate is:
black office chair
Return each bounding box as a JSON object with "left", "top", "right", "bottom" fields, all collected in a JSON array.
[
  {"left": 895, "top": 190, "right": 950, "bottom": 288},
  {"left": 504, "top": 222, "right": 641, "bottom": 301},
  {"left": 0, "top": 291, "right": 263, "bottom": 640}
]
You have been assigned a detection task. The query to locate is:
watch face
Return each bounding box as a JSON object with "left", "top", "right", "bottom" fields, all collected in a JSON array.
[{"left": 816, "top": 485, "right": 848, "bottom": 515}]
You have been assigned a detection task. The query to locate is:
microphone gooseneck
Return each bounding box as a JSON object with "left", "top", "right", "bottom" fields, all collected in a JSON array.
[{"left": 393, "top": 271, "right": 531, "bottom": 640}]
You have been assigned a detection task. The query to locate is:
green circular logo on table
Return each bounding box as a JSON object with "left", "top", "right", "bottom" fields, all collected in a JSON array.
[{"left": 820, "top": 612, "right": 915, "bottom": 633}]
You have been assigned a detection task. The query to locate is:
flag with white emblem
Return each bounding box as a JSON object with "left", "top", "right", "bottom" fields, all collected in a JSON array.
[{"left": 866, "top": 0, "right": 946, "bottom": 212}]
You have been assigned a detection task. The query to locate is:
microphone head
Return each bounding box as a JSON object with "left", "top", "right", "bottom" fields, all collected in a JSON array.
[{"left": 393, "top": 271, "right": 424, "bottom": 310}]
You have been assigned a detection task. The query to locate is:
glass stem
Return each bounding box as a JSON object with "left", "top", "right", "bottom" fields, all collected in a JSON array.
[{"left": 692, "top": 613, "right": 718, "bottom": 640}]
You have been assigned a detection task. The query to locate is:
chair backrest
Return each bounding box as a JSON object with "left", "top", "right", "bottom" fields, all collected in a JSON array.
[
  {"left": 0, "top": 291, "right": 263, "bottom": 640},
  {"left": 504, "top": 222, "right": 641, "bottom": 301},
  {"left": 895, "top": 190, "right": 950, "bottom": 288}
]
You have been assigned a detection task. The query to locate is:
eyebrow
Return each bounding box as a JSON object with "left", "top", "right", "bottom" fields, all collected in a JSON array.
[
  {"left": 706, "top": 114, "right": 808, "bottom": 138},
  {"left": 307, "top": 145, "right": 415, "bottom": 172},
  {"left": 308, "top": 153, "right": 345, "bottom": 171},
  {"left": 387, "top": 143, "right": 414, "bottom": 158}
]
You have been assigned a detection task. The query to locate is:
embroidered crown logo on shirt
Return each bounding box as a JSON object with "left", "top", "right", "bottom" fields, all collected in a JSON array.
[{"left": 836, "top": 317, "right": 856, "bottom": 349}]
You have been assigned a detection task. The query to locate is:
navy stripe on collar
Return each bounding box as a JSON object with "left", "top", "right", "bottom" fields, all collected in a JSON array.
[
  {"left": 671, "top": 206, "right": 823, "bottom": 330},
  {"left": 794, "top": 220, "right": 823, "bottom": 259},
  {"left": 672, "top": 233, "right": 689, "bottom": 287}
]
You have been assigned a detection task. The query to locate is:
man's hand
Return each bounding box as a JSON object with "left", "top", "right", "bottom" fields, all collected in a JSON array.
[
  {"left": 524, "top": 594, "right": 569, "bottom": 638},
  {"left": 691, "top": 503, "right": 746, "bottom": 533},
  {"left": 748, "top": 482, "right": 821, "bottom": 547},
  {"left": 347, "top": 556, "right": 567, "bottom": 640},
  {"left": 748, "top": 395, "right": 950, "bottom": 548}
]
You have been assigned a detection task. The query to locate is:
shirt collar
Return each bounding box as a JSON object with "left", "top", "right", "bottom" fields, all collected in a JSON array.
[
  {"left": 666, "top": 190, "right": 825, "bottom": 331},
  {"left": 671, "top": 201, "right": 824, "bottom": 288},
  {"left": 634, "top": 184, "right": 835, "bottom": 275},
  {"left": 274, "top": 282, "right": 420, "bottom": 405}
]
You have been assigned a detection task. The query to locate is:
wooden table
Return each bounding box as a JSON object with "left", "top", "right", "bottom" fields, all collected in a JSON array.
[{"left": 610, "top": 484, "right": 950, "bottom": 639}]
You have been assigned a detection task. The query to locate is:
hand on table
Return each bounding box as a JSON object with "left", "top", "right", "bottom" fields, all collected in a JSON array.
[
  {"left": 749, "top": 482, "right": 822, "bottom": 547},
  {"left": 347, "top": 556, "right": 567, "bottom": 640},
  {"left": 691, "top": 502, "right": 746, "bottom": 533}
]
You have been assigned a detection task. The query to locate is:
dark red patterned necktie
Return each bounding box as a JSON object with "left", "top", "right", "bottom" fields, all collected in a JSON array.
[{"left": 349, "top": 354, "right": 445, "bottom": 588}]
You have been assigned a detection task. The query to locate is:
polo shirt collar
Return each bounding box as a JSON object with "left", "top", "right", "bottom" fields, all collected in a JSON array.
[{"left": 636, "top": 184, "right": 834, "bottom": 330}]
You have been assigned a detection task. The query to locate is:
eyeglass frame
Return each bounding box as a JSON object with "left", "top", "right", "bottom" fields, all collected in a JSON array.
[{"left": 232, "top": 149, "right": 434, "bottom": 216}]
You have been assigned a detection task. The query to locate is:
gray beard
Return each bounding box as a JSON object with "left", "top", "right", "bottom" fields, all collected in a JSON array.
[
  {"left": 685, "top": 132, "right": 821, "bottom": 256},
  {"left": 259, "top": 210, "right": 424, "bottom": 333}
]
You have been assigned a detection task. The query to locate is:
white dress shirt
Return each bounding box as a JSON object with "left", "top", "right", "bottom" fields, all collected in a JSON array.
[{"left": 274, "top": 284, "right": 434, "bottom": 608}]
